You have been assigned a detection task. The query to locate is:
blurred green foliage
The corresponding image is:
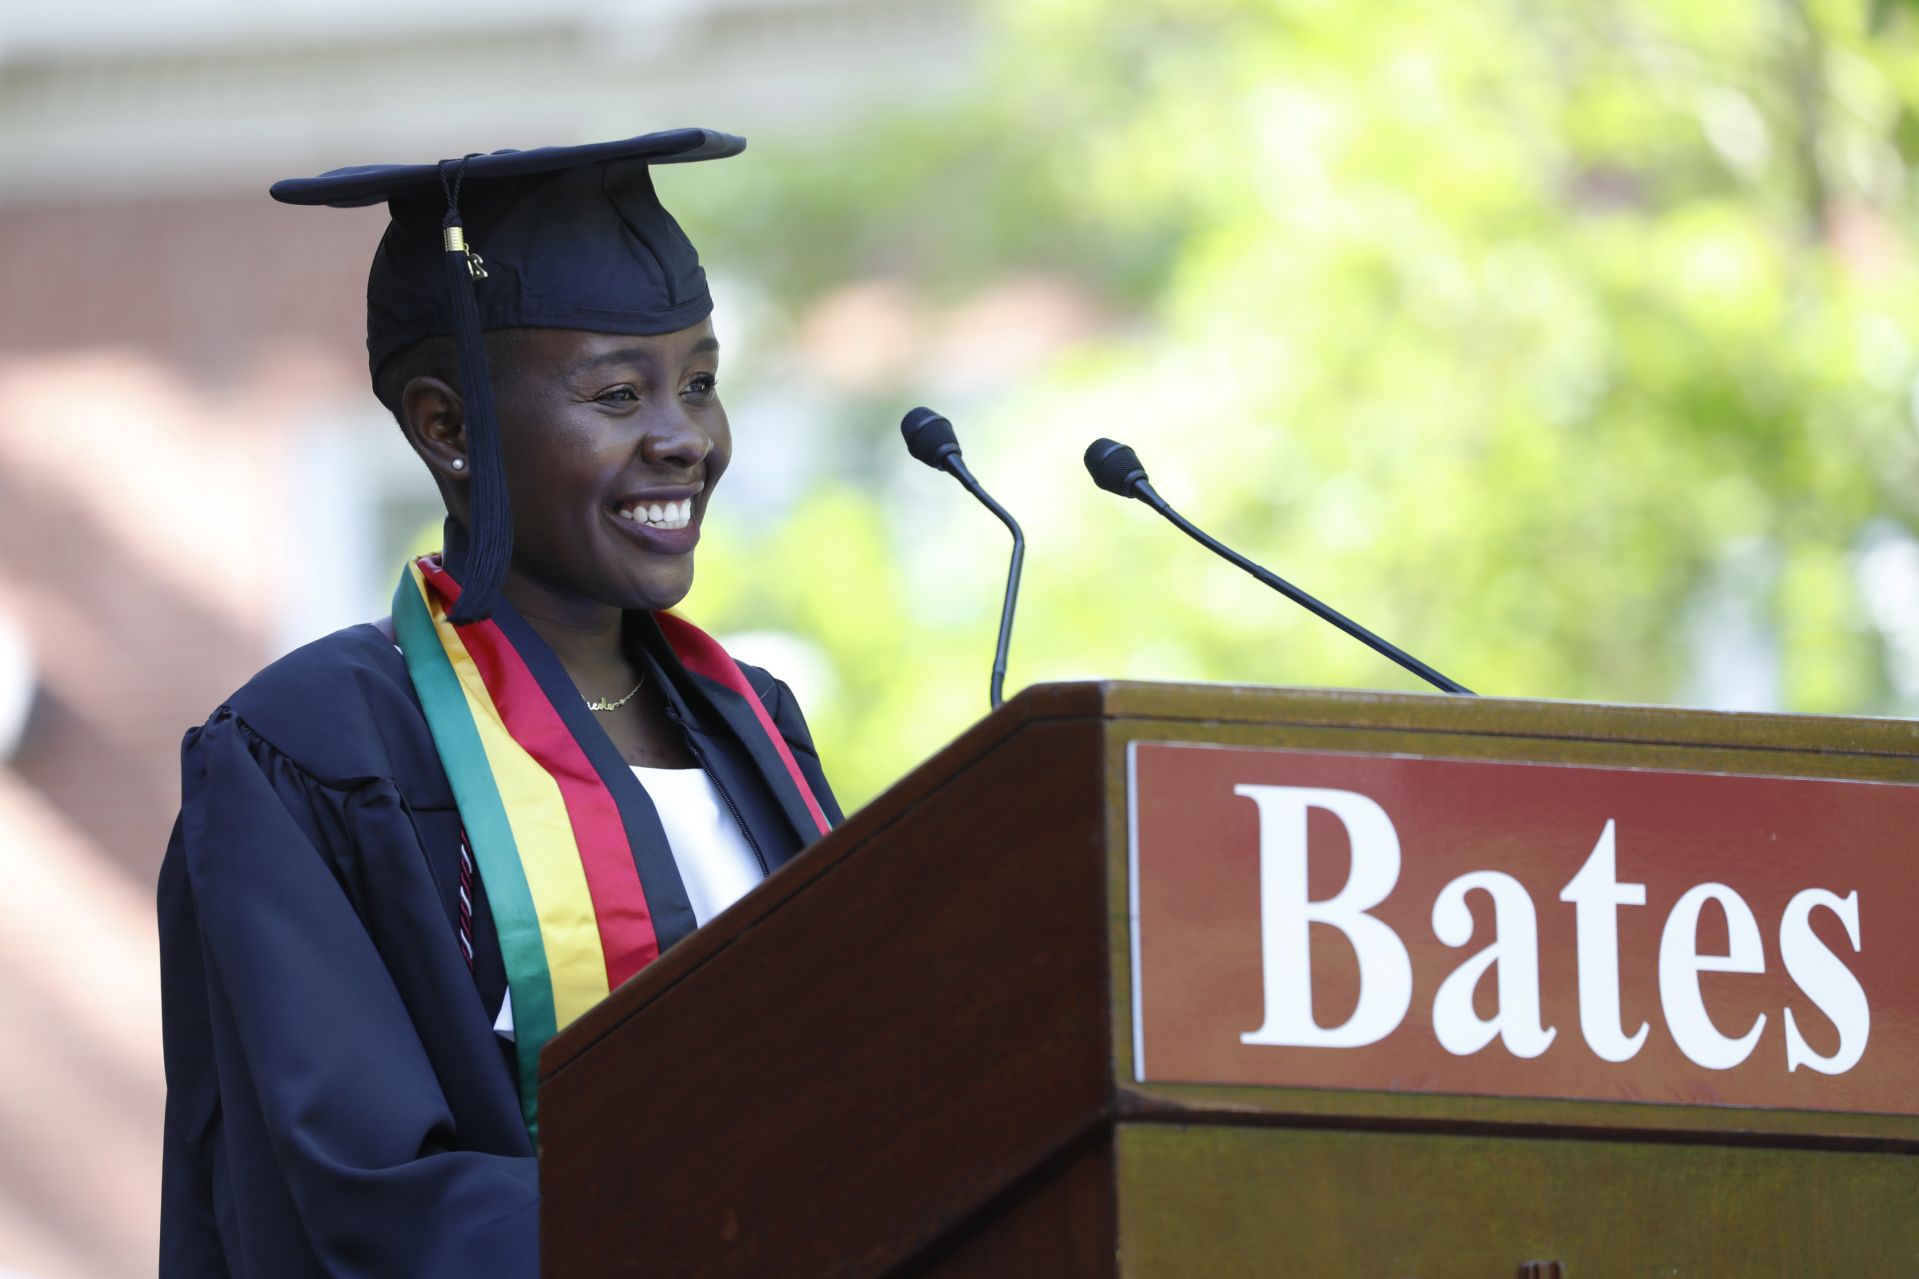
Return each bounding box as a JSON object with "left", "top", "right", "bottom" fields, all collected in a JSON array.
[{"left": 668, "top": 0, "right": 1919, "bottom": 809}]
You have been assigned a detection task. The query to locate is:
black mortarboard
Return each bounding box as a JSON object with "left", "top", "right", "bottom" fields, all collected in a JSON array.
[{"left": 270, "top": 128, "right": 746, "bottom": 623}]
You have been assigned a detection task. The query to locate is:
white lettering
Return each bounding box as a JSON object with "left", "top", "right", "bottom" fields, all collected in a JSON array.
[
  {"left": 1235, "top": 785, "right": 1412, "bottom": 1048},
  {"left": 1659, "top": 883, "right": 1767, "bottom": 1070},
  {"left": 1431, "top": 871, "right": 1556, "bottom": 1058},
  {"left": 1558, "top": 820, "right": 1650, "bottom": 1062},
  {"left": 1780, "top": 889, "right": 1869, "bottom": 1075}
]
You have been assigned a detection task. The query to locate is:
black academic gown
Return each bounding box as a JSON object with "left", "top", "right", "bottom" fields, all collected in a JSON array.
[{"left": 157, "top": 607, "right": 841, "bottom": 1278}]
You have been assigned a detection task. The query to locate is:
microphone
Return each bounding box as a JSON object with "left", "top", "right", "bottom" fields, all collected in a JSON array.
[
  {"left": 1083, "top": 438, "right": 1472, "bottom": 695},
  {"left": 901, "top": 407, "right": 1026, "bottom": 709}
]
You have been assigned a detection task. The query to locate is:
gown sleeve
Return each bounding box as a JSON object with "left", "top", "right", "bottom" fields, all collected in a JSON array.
[
  {"left": 159, "top": 708, "right": 537, "bottom": 1278},
  {"left": 761, "top": 674, "right": 845, "bottom": 827}
]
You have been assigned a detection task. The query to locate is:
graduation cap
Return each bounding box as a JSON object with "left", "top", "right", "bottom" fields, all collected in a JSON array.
[{"left": 271, "top": 128, "right": 746, "bottom": 623}]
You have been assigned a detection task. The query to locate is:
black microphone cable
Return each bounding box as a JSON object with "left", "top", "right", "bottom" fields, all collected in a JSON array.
[
  {"left": 902, "top": 407, "right": 1026, "bottom": 709},
  {"left": 1083, "top": 438, "right": 1471, "bottom": 695}
]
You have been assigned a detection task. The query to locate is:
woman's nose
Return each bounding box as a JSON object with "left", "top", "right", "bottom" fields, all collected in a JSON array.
[{"left": 639, "top": 406, "right": 712, "bottom": 467}]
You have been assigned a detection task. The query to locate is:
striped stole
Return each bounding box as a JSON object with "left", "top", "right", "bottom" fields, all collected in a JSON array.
[{"left": 392, "top": 555, "right": 827, "bottom": 1139}]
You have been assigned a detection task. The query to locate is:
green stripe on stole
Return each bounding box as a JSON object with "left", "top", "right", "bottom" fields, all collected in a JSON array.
[{"left": 392, "top": 568, "right": 556, "bottom": 1140}]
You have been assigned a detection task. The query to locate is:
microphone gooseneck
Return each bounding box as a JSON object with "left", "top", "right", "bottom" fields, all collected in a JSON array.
[
  {"left": 1080, "top": 438, "right": 1472, "bottom": 695},
  {"left": 901, "top": 407, "right": 1026, "bottom": 709}
]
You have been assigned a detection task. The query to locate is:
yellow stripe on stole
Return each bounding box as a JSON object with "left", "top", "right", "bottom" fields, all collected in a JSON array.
[{"left": 415, "top": 571, "right": 611, "bottom": 1028}]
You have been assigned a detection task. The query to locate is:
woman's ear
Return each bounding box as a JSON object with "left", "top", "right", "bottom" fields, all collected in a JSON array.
[{"left": 401, "top": 376, "right": 469, "bottom": 483}]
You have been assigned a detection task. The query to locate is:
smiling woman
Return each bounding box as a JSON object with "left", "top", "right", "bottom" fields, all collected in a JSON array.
[{"left": 154, "top": 130, "right": 842, "bottom": 1278}]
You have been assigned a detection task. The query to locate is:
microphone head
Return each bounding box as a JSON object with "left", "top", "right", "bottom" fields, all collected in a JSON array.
[
  {"left": 900, "top": 406, "right": 962, "bottom": 469},
  {"left": 1084, "top": 438, "right": 1149, "bottom": 497}
]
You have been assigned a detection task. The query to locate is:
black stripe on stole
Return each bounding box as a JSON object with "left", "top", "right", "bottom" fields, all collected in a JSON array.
[
  {"left": 689, "top": 672, "right": 822, "bottom": 844},
  {"left": 626, "top": 616, "right": 824, "bottom": 847},
  {"left": 485, "top": 602, "right": 700, "bottom": 957}
]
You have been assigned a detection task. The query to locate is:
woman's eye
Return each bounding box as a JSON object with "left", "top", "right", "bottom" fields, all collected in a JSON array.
[
  {"left": 684, "top": 373, "right": 718, "bottom": 399},
  {"left": 596, "top": 386, "right": 640, "bottom": 404}
]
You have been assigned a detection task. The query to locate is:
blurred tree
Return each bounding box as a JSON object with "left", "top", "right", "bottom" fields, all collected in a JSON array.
[{"left": 668, "top": 0, "right": 1919, "bottom": 808}]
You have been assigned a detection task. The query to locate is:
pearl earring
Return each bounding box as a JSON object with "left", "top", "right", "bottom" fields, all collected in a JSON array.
[{"left": 451, "top": 458, "right": 466, "bottom": 471}]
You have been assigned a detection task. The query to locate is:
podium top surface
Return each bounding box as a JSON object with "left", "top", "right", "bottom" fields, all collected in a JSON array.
[{"left": 1006, "top": 678, "right": 1919, "bottom": 757}]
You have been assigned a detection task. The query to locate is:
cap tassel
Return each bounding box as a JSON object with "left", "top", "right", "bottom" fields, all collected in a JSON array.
[{"left": 438, "top": 157, "right": 512, "bottom": 625}]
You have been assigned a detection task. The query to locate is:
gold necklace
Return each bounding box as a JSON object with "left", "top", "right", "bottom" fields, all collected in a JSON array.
[{"left": 584, "top": 673, "right": 645, "bottom": 712}]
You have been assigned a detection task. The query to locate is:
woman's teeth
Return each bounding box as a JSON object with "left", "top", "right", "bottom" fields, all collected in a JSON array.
[{"left": 618, "top": 499, "right": 694, "bottom": 530}]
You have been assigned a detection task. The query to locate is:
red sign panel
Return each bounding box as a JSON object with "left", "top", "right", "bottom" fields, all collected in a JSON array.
[{"left": 1128, "top": 742, "right": 1918, "bottom": 1114}]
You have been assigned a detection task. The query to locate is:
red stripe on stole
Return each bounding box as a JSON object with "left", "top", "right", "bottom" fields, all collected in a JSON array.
[{"left": 418, "top": 559, "right": 660, "bottom": 988}]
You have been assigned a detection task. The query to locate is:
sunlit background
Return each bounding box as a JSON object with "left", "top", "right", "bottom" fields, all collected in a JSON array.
[{"left": 8, "top": 0, "right": 1919, "bottom": 1271}]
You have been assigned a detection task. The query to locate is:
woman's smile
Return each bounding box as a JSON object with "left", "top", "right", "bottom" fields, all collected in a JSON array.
[{"left": 605, "top": 482, "right": 704, "bottom": 554}]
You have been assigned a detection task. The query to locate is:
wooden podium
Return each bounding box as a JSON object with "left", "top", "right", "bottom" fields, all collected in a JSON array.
[{"left": 539, "top": 683, "right": 1919, "bottom": 1277}]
